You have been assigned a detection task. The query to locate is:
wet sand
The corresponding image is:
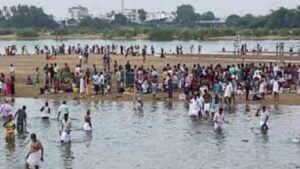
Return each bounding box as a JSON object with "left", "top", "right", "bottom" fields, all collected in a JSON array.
[{"left": 1, "top": 53, "right": 300, "bottom": 105}]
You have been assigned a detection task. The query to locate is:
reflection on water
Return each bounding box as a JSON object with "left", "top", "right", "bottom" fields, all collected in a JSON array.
[{"left": 0, "top": 98, "right": 300, "bottom": 169}]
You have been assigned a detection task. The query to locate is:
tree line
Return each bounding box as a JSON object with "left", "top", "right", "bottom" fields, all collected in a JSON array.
[
  {"left": 0, "top": 5, "right": 58, "bottom": 28},
  {"left": 0, "top": 4, "right": 300, "bottom": 31}
]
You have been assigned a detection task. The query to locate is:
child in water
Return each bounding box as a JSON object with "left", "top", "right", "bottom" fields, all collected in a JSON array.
[{"left": 3, "top": 114, "right": 15, "bottom": 141}]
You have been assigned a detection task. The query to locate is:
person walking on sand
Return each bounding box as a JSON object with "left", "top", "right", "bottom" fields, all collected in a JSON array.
[
  {"left": 57, "top": 101, "right": 69, "bottom": 120},
  {"left": 25, "top": 133, "right": 44, "bottom": 169}
]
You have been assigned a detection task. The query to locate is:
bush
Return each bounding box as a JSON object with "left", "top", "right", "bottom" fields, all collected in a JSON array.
[
  {"left": 0, "top": 29, "right": 14, "bottom": 35},
  {"left": 148, "top": 29, "right": 174, "bottom": 41},
  {"left": 16, "top": 30, "right": 39, "bottom": 38},
  {"left": 51, "top": 29, "right": 71, "bottom": 36}
]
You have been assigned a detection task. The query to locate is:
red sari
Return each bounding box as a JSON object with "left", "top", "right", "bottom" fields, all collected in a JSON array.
[{"left": 5, "top": 80, "right": 11, "bottom": 96}]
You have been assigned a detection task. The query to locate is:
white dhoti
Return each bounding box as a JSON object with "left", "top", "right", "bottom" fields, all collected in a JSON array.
[
  {"left": 188, "top": 103, "right": 199, "bottom": 117},
  {"left": 204, "top": 103, "right": 210, "bottom": 112},
  {"left": 214, "top": 122, "right": 222, "bottom": 130},
  {"left": 26, "top": 150, "right": 42, "bottom": 167},
  {"left": 61, "top": 131, "right": 71, "bottom": 143},
  {"left": 83, "top": 123, "right": 92, "bottom": 131},
  {"left": 260, "top": 121, "right": 269, "bottom": 127}
]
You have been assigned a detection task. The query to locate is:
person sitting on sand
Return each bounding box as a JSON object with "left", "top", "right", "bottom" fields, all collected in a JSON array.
[
  {"left": 26, "top": 75, "right": 33, "bottom": 85},
  {"left": 25, "top": 133, "right": 44, "bottom": 169}
]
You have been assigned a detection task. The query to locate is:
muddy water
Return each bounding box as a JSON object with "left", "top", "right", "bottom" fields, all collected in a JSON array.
[{"left": 0, "top": 98, "right": 300, "bottom": 169}]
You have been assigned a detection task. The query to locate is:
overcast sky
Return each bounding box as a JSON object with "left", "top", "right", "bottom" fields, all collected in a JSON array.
[{"left": 0, "top": 0, "right": 299, "bottom": 19}]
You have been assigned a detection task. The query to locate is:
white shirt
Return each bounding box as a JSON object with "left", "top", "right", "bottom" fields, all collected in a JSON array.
[
  {"left": 196, "top": 96, "right": 204, "bottom": 110},
  {"left": 261, "top": 110, "right": 269, "bottom": 124},
  {"left": 92, "top": 74, "right": 99, "bottom": 85},
  {"left": 58, "top": 104, "right": 69, "bottom": 115},
  {"left": 0, "top": 81, "right": 3, "bottom": 90},
  {"left": 9, "top": 66, "right": 15, "bottom": 74},
  {"left": 98, "top": 75, "right": 105, "bottom": 85},
  {"left": 41, "top": 106, "right": 50, "bottom": 118},
  {"left": 259, "top": 81, "right": 267, "bottom": 93},
  {"left": 273, "top": 80, "right": 279, "bottom": 92},
  {"left": 224, "top": 83, "right": 233, "bottom": 97}
]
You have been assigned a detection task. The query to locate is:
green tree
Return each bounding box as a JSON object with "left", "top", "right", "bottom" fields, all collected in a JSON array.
[
  {"left": 175, "top": 4, "right": 196, "bottom": 25},
  {"left": 114, "top": 13, "right": 128, "bottom": 24},
  {"left": 138, "top": 9, "right": 147, "bottom": 23},
  {"left": 200, "top": 11, "right": 216, "bottom": 20}
]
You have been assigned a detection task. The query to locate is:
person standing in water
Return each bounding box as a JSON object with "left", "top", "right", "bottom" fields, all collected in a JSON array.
[
  {"left": 3, "top": 114, "right": 15, "bottom": 142},
  {"left": 256, "top": 105, "right": 269, "bottom": 131},
  {"left": 61, "top": 113, "right": 72, "bottom": 144},
  {"left": 40, "top": 102, "right": 50, "bottom": 120},
  {"left": 272, "top": 78, "right": 280, "bottom": 101},
  {"left": 14, "top": 105, "right": 27, "bottom": 133},
  {"left": 213, "top": 108, "right": 226, "bottom": 131},
  {"left": 25, "top": 133, "right": 44, "bottom": 169},
  {"left": 83, "top": 110, "right": 92, "bottom": 131},
  {"left": 57, "top": 101, "right": 69, "bottom": 120}
]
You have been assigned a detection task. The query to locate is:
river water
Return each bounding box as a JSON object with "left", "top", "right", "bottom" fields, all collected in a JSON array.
[
  {"left": 1, "top": 39, "right": 300, "bottom": 55},
  {"left": 0, "top": 98, "right": 300, "bottom": 169}
]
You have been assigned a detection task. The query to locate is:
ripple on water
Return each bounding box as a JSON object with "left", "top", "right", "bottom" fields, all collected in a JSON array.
[{"left": 0, "top": 98, "right": 300, "bottom": 169}]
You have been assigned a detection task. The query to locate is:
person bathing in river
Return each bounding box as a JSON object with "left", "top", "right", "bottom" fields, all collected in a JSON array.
[
  {"left": 203, "top": 90, "right": 212, "bottom": 117},
  {"left": 25, "top": 133, "right": 44, "bottom": 169},
  {"left": 256, "top": 105, "right": 269, "bottom": 131},
  {"left": 213, "top": 108, "right": 226, "bottom": 131},
  {"left": 60, "top": 113, "right": 72, "bottom": 144},
  {"left": 14, "top": 105, "right": 27, "bottom": 134},
  {"left": 188, "top": 94, "right": 200, "bottom": 119},
  {"left": 57, "top": 101, "right": 69, "bottom": 120},
  {"left": 40, "top": 102, "right": 50, "bottom": 120},
  {"left": 3, "top": 114, "right": 15, "bottom": 142},
  {"left": 83, "top": 110, "right": 92, "bottom": 131}
]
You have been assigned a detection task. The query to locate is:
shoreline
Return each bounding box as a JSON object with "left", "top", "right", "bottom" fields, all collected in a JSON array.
[
  {"left": 1, "top": 54, "right": 300, "bottom": 106},
  {"left": 0, "top": 34, "right": 299, "bottom": 41}
]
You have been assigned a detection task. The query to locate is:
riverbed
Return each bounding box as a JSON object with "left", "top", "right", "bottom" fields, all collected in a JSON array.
[{"left": 0, "top": 98, "right": 300, "bottom": 169}]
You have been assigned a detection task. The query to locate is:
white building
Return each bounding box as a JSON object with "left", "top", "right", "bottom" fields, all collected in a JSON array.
[
  {"left": 146, "top": 12, "right": 175, "bottom": 22},
  {"left": 68, "top": 5, "right": 89, "bottom": 21},
  {"left": 123, "top": 9, "right": 139, "bottom": 23}
]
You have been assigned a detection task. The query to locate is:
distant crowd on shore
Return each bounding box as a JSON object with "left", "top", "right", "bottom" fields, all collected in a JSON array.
[{"left": 2, "top": 41, "right": 300, "bottom": 57}]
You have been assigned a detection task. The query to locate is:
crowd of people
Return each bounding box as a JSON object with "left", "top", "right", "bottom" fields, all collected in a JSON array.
[
  {"left": 1, "top": 41, "right": 300, "bottom": 57},
  {"left": 2, "top": 41, "right": 300, "bottom": 169},
  {"left": 2, "top": 99, "right": 92, "bottom": 169}
]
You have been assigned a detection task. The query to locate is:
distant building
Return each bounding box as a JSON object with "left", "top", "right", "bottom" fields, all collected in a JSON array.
[
  {"left": 123, "top": 9, "right": 139, "bottom": 23},
  {"left": 98, "top": 12, "right": 115, "bottom": 21},
  {"left": 146, "top": 12, "right": 175, "bottom": 22},
  {"left": 196, "top": 20, "right": 225, "bottom": 28},
  {"left": 68, "top": 5, "right": 89, "bottom": 21}
]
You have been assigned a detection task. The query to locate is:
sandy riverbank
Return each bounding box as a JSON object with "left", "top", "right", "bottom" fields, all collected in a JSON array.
[{"left": 1, "top": 53, "right": 300, "bottom": 105}]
